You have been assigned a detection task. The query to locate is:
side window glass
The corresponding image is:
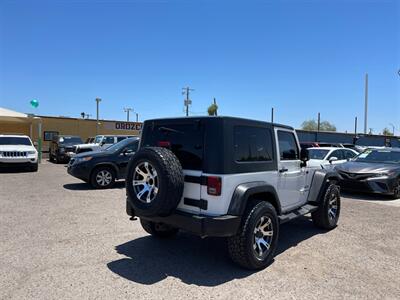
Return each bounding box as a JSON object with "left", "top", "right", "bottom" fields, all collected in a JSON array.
[
  {"left": 328, "top": 150, "right": 342, "bottom": 160},
  {"left": 277, "top": 131, "right": 299, "bottom": 160},
  {"left": 104, "top": 137, "right": 114, "bottom": 144},
  {"left": 234, "top": 126, "right": 273, "bottom": 162}
]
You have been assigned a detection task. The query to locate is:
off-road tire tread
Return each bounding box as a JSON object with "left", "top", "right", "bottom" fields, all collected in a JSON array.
[
  {"left": 227, "top": 201, "right": 278, "bottom": 270},
  {"left": 312, "top": 183, "right": 340, "bottom": 229},
  {"left": 126, "top": 147, "right": 184, "bottom": 217}
]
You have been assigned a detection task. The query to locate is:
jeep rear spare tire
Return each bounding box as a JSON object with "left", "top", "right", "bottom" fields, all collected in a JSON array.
[{"left": 126, "top": 147, "right": 184, "bottom": 217}]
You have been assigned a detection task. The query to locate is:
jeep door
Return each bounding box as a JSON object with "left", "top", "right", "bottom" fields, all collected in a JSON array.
[{"left": 275, "top": 128, "right": 308, "bottom": 211}]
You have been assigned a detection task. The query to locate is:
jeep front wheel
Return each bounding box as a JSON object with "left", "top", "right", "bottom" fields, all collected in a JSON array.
[
  {"left": 227, "top": 201, "right": 279, "bottom": 270},
  {"left": 312, "top": 183, "right": 340, "bottom": 230}
]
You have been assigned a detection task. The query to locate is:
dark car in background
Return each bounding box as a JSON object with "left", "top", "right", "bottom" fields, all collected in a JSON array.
[
  {"left": 49, "top": 135, "right": 83, "bottom": 163},
  {"left": 335, "top": 148, "right": 400, "bottom": 199},
  {"left": 67, "top": 137, "right": 139, "bottom": 189}
]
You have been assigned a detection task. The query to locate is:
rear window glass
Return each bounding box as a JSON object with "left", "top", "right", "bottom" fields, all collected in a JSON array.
[
  {"left": 234, "top": 126, "right": 273, "bottom": 162},
  {"left": 141, "top": 123, "right": 203, "bottom": 170}
]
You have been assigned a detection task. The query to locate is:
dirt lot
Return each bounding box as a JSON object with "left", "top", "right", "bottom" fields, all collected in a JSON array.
[{"left": 1, "top": 162, "right": 400, "bottom": 299}]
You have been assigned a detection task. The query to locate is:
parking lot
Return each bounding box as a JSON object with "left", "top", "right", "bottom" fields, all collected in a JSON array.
[{"left": 1, "top": 162, "right": 400, "bottom": 299}]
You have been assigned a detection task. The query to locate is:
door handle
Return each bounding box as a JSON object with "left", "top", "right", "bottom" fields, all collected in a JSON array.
[{"left": 279, "top": 167, "right": 288, "bottom": 173}]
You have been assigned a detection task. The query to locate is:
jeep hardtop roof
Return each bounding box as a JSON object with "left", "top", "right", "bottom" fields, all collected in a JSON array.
[
  {"left": 141, "top": 116, "right": 291, "bottom": 174},
  {"left": 144, "top": 116, "right": 294, "bottom": 131}
]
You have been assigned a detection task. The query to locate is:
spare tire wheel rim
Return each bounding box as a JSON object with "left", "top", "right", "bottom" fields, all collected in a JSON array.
[
  {"left": 132, "top": 161, "right": 159, "bottom": 203},
  {"left": 96, "top": 170, "right": 112, "bottom": 186}
]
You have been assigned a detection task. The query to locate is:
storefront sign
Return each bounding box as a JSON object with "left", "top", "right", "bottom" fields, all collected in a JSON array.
[{"left": 114, "top": 122, "right": 142, "bottom": 131}]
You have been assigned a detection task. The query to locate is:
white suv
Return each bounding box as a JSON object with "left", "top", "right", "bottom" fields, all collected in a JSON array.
[
  {"left": 0, "top": 135, "right": 38, "bottom": 172},
  {"left": 125, "top": 117, "right": 341, "bottom": 270}
]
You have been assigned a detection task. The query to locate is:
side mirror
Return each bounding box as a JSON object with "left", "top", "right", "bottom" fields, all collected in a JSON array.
[
  {"left": 329, "top": 157, "right": 338, "bottom": 164},
  {"left": 300, "top": 148, "right": 309, "bottom": 162},
  {"left": 300, "top": 148, "right": 309, "bottom": 167}
]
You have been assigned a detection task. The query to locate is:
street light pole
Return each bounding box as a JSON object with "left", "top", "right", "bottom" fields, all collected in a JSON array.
[
  {"left": 95, "top": 98, "right": 102, "bottom": 135},
  {"left": 364, "top": 73, "right": 368, "bottom": 134},
  {"left": 124, "top": 107, "right": 133, "bottom": 122}
]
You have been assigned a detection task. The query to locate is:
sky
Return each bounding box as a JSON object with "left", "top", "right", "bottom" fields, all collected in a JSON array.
[{"left": 0, "top": 0, "right": 399, "bottom": 134}]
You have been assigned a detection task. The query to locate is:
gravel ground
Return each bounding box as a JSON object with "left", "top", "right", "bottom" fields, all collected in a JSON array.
[{"left": 1, "top": 162, "right": 400, "bottom": 300}]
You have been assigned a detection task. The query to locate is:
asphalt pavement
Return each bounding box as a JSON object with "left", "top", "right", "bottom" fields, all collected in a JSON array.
[{"left": 1, "top": 162, "right": 399, "bottom": 299}]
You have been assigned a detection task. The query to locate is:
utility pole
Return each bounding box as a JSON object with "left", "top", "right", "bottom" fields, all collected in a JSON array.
[
  {"left": 95, "top": 98, "right": 102, "bottom": 135},
  {"left": 124, "top": 107, "right": 133, "bottom": 122},
  {"left": 389, "top": 123, "right": 395, "bottom": 135},
  {"left": 271, "top": 107, "right": 274, "bottom": 123},
  {"left": 354, "top": 116, "right": 358, "bottom": 135},
  {"left": 364, "top": 73, "right": 368, "bottom": 134},
  {"left": 213, "top": 98, "right": 218, "bottom": 116},
  {"left": 317, "top": 112, "right": 321, "bottom": 132},
  {"left": 136, "top": 113, "right": 139, "bottom": 122},
  {"left": 182, "top": 87, "right": 194, "bottom": 117}
]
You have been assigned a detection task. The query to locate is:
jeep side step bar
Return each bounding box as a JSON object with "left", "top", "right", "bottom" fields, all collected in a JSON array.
[{"left": 278, "top": 204, "right": 319, "bottom": 224}]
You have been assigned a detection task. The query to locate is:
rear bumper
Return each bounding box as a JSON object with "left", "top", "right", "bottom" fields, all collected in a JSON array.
[
  {"left": 127, "top": 201, "right": 241, "bottom": 238},
  {"left": 339, "top": 177, "right": 397, "bottom": 195}
]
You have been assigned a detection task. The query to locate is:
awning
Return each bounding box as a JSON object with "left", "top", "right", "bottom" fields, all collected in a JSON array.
[{"left": 0, "top": 107, "right": 30, "bottom": 123}]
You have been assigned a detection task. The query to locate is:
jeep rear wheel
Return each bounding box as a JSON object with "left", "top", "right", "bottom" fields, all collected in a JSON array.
[
  {"left": 312, "top": 183, "right": 340, "bottom": 230},
  {"left": 227, "top": 202, "right": 279, "bottom": 270},
  {"left": 140, "top": 219, "right": 178, "bottom": 238},
  {"left": 126, "top": 147, "right": 184, "bottom": 217}
]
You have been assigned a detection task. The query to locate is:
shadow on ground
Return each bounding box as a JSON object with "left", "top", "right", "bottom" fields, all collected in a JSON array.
[
  {"left": 342, "top": 191, "right": 396, "bottom": 201},
  {"left": 107, "top": 216, "right": 324, "bottom": 286},
  {"left": 63, "top": 181, "right": 125, "bottom": 190},
  {"left": 0, "top": 167, "right": 34, "bottom": 173}
]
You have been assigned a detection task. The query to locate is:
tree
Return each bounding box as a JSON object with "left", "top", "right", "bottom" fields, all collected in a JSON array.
[
  {"left": 300, "top": 119, "right": 336, "bottom": 132},
  {"left": 207, "top": 98, "right": 218, "bottom": 116},
  {"left": 382, "top": 127, "right": 394, "bottom": 136}
]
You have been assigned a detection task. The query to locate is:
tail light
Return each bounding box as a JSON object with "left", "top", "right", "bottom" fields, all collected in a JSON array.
[
  {"left": 207, "top": 176, "right": 221, "bottom": 196},
  {"left": 157, "top": 141, "right": 171, "bottom": 148}
]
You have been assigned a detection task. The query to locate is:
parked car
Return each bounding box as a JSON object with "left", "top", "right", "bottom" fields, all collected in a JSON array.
[
  {"left": 49, "top": 135, "right": 83, "bottom": 163},
  {"left": 335, "top": 148, "right": 400, "bottom": 199},
  {"left": 73, "top": 135, "right": 136, "bottom": 155},
  {"left": 67, "top": 137, "right": 139, "bottom": 188},
  {"left": 307, "top": 147, "right": 358, "bottom": 168},
  {"left": 0, "top": 135, "right": 38, "bottom": 171},
  {"left": 125, "top": 116, "right": 341, "bottom": 270},
  {"left": 85, "top": 137, "right": 95, "bottom": 144}
]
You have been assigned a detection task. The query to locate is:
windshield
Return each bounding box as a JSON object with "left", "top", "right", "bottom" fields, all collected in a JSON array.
[
  {"left": 308, "top": 149, "right": 330, "bottom": 160},
  {"left": 59, "top": 136, "right": 82, "bottom": 144},
  {"left": 106, "top": 138, "right": 138, "bottom": 152},
  {"left": 0, "top": 137, "right": 32, "bottom": 146},
  {"left": 355, "top": 149, "right": 400, "bottom": 164},
  {"left": 94, "top": 136, "right": 103, "bottom": 144}
]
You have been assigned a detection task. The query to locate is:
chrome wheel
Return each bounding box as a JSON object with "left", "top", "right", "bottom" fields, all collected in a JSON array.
[
  {"left": 96, "top": 170, "right": 113, "bottom": 186},
  {"left": 253, "top": 216, "right": 274, "bottom": 260},
  {"left": 132, "top": 161, "right": 159, "bottom": 203},
  {"left": 328, "top": 192, "right": 338, "bottom": 220}
]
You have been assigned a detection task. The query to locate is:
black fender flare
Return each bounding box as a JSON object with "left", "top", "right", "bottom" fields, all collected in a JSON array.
[
  {"left": 307, "top": 169, "right": 341, "bottom": 204},
  {"left": 227, "top": 182, "right": 282, "bottom": 216}
]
